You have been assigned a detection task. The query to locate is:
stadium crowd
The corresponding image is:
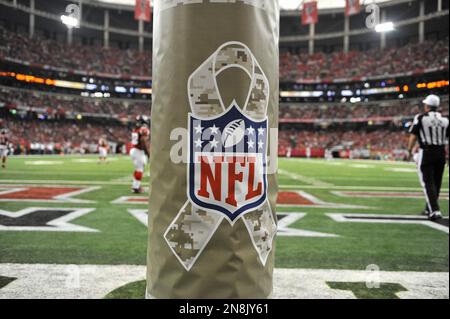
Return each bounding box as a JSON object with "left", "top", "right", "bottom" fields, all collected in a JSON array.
[
  {"left": 0, "top": 118, "right": 131, "bottom": 155},
  {"left": 1, "top": 25, "right": 448, "bottom": 82},
  {"left": 0, "top": 25, "right": 151, "bottom": 77},
  {"left": 0, "top": 88, "right": 149, "bottom": 119},
  {"left": 280, "top": 98, "right": 449, "bottom": 120},
  {"left": 1, "top": 88, "right": 447, "bottom": 157},
  {"left": 1, "top": 117, "right": 409, "bottom": 157},
  {"left": 280, "top": 39, "right": 449, "bottom": 82},
  {"left": 279, "top": 129, "right": 409, "bottom": 152}
]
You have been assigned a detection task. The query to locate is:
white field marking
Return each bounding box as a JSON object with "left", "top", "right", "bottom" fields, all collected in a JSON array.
[
  {"left": 111, "top": 175, "right": 133, "bottom": 182},
  {"left": 332, "top": 190, "right": 449, "bottom": 200},
  {"left": 326, "top": 213, "right": 449, "bottom": 234},
  {"left": 348, "top": 164, "right": 374, "bottom": 169},
  {"left": 384, "top": 167, "right": 418, "bottom": 173},
  {"left": 0, "top": 179, "right": 447, "bottom": 193},
  {"left": 72, "top": 158, "right": 118, "bottom": 163},
  {"left": 0, "top": 207, "right": 98, "bottom": 232},
  {"left": 318, "top": 176, "right": 418, "bottom": 181},
  {"left": 278, "top": 190, "right": 372, "bottom": 210},
  {"left": 24, "top": 160, "right": 64, "bottom": 165},
  {"left": 0, "top": 264, "right": 447, "bottom": 299},
  {"left": 0, "top": 179, "right": 130, "bottom": 185},
  {"left": 119, "top": 191, "right": 371, "bottom": 210},
  {"left": 273, "top": 268, "right": 449, "bottom": 299},
  {"left": 279, "top": 185, "right": 450, "bottom": 192},
  {"left": 278, "top": 169, "right": 333, "bottom": 187},
  {"left": 280, "top": 158, "right": 419, "bottom": 166},
  {"left": 322, "top": 161, "right": 344, "bottom": 166},
  {"left": 111, "top": 196, "right": 147, "bottom": 204},
  {"left": 127, "top": 209, "right": 338, "bottom": 238},
  {"left": 0, "top": 184, "right": 100, "bottom": 203},
  {"left": 2, "top": 171, "right": 126, "bottom": 177}
]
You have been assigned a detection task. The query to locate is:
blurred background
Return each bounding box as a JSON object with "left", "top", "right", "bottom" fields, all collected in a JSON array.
[{"left": 0, "top": 0, "right": 448, "bottom": 159}]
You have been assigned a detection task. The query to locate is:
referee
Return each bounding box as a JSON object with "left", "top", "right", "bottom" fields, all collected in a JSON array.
[{"left": 407, "top": 94, "right": 449, "bottom": 220}]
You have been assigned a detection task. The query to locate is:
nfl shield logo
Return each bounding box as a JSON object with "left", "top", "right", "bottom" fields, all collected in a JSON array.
[{"left": 188, "top": 103, "right": 268, "bottom": 222}]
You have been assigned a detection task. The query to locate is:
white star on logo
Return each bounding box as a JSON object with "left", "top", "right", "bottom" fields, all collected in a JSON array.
[
  {"left": 258, "top": 140, "right": 264, "bottom": 149},
  {"left": 247, "top": 126, "right": 255, "bottom": 135},
  {"left": 194, "top": 139, "right": 203, "bottom": 148},
  {"left": 210, "top": 138, "right": 218, "bottom": 149},
  {"left": 247, "top": 140, "right": 255, "bottom": 149},
  {"left": 210, "top": 125, "right": 219, "bottom": 134},
  {"left": 258, "top": 127, "right": 265, "bottom": 136},
  {"left": 194, "top": 124, "right": 203, "bottom": 134}
]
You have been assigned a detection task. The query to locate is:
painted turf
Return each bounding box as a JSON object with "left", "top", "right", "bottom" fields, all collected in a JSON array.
[
  {"left": 0, "top": 264, "right": 447, "bottom": 299},
  {"left": 0, "top": 156, "right": 448, "bottom": 298}
]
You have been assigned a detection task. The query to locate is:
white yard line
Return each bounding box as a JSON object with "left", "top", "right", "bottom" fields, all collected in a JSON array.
[
  {"left": 0, "top": 179, "right": 447, "bottom": 192},
  {"left": 327, "top": 213, "right": 449, "bottom": 234},
  {"left": 0, "top": 264, "right": 447, "bottom": 299},
  {"left": 280, "top": 184, "right": 450, "bottom": 192},
  {"left": 278, "top": 169, "right": 334, "bottom": 187},
  {"left": 0, "top": 179, "right": 130, "bottom": 186}
]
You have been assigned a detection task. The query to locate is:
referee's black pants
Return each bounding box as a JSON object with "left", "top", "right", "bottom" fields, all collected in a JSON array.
[{"left": 417, "top": 147, "right": 446, "bottom": 213}]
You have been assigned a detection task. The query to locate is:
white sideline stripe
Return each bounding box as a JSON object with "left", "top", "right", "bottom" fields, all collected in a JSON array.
[
  {"left": 384, "top": 168, "right": 418, "bottom": 173},
  {"left": 327, "top": 213, "right": 449, "bottom": 234},
  {"left": 24, "top": 161, "right": 64, "bottom": 165},
  {"left": 279, "top": 184, "right": 450, "bottom": 191},
  {"left": 278, "top": 169, "right": 333, "bottom": 187},
  {"left": 0, "top": 264, "right": 447, "bottom": 299},
  {"left": 332, "top": 191, "right": 449, "bottom": 200},
  {"left": 128, "top": 209, "right": 338, "bottom": 238},
  {"left": 0, "top": 180, "right": 448, "bottom": 193},
  {"left": 0, "top": 179, "right": 130, "bottom": 185},
  {"left": 281, "top": 158, "right": 423, "bottom": 166}
]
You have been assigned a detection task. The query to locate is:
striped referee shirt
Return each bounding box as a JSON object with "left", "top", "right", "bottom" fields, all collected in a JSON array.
[{"left": 410, "top": 111, "right": 449, "bottom": 148}]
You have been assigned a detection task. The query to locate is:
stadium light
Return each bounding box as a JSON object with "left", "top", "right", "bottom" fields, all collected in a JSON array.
[
  {"left": 61, "top": 15, "right": 79, "bottom": 28},
  {"left": 375, "top": 22, "right": 394, "bottom": 33}
]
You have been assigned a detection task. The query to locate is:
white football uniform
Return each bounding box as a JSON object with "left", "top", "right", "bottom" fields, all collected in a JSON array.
[
  {"left": 130, "top": 126, "right": 150, "bottom": 190},
  {"left": 130, "top": 147, "right": 148, "bottom": 171},
  {"left": 0, "top": 145, "right": 8, "bottom": 157},
  {"left": 0, "top": 134, "right": 9, "bottom": 157}
]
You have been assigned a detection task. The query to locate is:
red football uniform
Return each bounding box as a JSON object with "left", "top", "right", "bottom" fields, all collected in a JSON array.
[
  {"left": 0, "top": 134, "right": 8, "bottom": 146},
  {"left": 98, "top": 138, "right": 108, "bottom": 148},
  {"left": 131, "top": 127, "right": 150, "bottom": 151}
]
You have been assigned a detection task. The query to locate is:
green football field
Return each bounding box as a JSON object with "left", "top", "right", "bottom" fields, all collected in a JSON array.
[{"left": 0, "top": 155, "right": 448, "bottom": 298}]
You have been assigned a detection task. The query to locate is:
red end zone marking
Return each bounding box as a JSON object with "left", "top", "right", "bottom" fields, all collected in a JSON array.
[
  {"left": 0, "top": 187, "right": 82, "bottom": 200},
  {"left": 277, "top": 191, "right": 316, "bottom": 205},
  {"left": 114, "top": 192, "right": 318, "bottom": 206}
]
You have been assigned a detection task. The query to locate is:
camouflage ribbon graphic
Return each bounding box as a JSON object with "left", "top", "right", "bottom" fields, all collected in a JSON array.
[{"left": 164, "top": 42, "right": 276, "bottom": 271}]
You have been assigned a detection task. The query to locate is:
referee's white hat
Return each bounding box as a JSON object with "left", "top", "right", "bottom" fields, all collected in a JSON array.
[{"left": 422, "top": 94, "right": 440, "bottom": 107}]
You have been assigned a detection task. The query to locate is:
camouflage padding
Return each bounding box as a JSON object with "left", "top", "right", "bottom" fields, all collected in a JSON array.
[
  {"left": 188, "top": 42, "right": 269, "bottom": 118},
  {"left": 148, "top": 0, "right": 279, "bottom": 299},
  {"left": 160, "top": 0, "right": 269, "bottom": 11},
  {"left": 168, "top": 40, "right": 274, "bottom": 271},
  {"left": 165, "top": 202, "right": 223, "bottom": 270},
  {"left": 242, "top": 202, "right": 277, "bottom": 265},
  {"left": 245, "top": 64, "right": 269, "bottom": 120}
]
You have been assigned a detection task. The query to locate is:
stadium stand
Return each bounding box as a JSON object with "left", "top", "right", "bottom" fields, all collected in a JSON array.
[
  {"left": 280, "top": 39, "right": 449, "bottom": 82},
  {"left": 0, "top": 25, "right": 152, "bottom": 78},
  {"left": 1, "top": 24, "right": 447, "bottom": 82},
  {"left": 0, "top": 8, "right": 448, "bottom": 159}
]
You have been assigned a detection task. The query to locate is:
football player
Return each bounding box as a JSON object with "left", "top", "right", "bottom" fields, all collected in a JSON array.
[
  {"left": 98, "top": 136, "right": 109, "bottom": 164},
  {"left": 130, "top": 115, "right": 150, "bottom": 193},
  {"left": 0, "top": 129, "right": 9, "bottom": 168}
]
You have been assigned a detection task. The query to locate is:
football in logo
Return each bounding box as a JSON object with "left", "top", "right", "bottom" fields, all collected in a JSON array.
[{"left": 222, "top": 119, "right": 245, "bottom": 148}]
